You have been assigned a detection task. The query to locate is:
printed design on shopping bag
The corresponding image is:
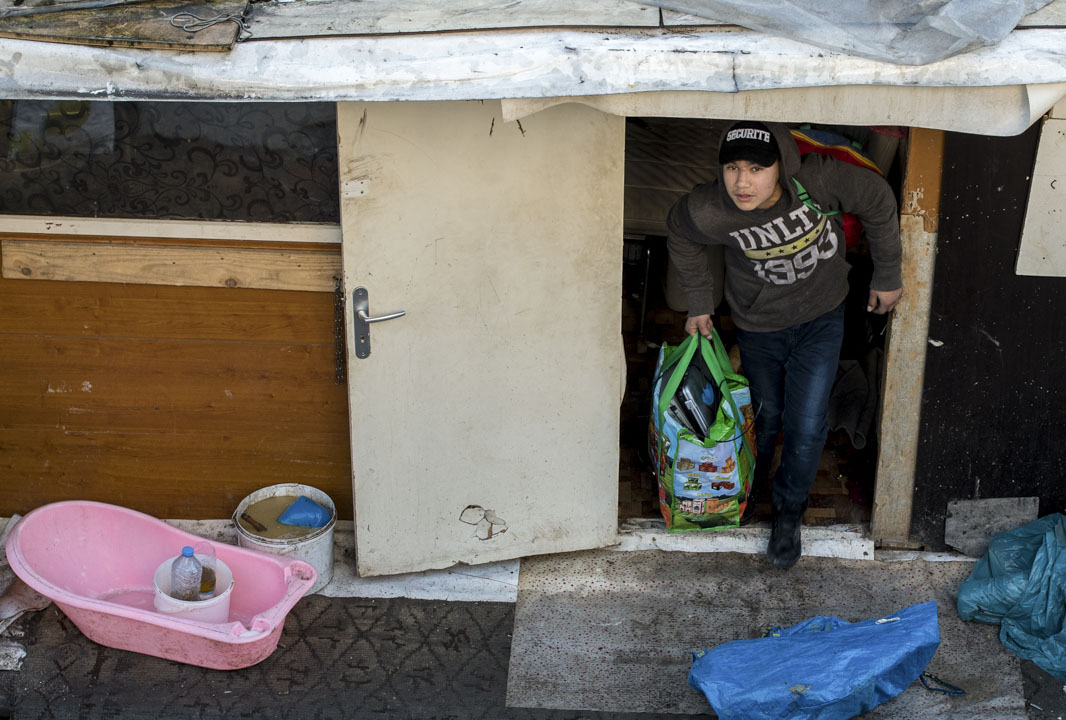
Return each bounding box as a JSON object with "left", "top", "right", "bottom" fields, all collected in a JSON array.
[
  {"left": 648, "top": 331, "right": 756, "bottom": 533},
  {"left": 677, "top": 497, "right": 731, "bottom": 516},
  {"left": 652, "top": 425, "right": 739, "bottom": 527},
  {"left": 674, "top": 436, "right": 742, "bottom": 500}
]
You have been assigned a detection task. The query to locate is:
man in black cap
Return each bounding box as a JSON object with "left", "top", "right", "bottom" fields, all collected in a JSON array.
[{"left": 667, "top": 120, "right": 902, "bottom": 569}]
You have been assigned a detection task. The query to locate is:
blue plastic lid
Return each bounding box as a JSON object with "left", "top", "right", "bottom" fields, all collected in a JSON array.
[{"left": 181, "top": 546, "right": 194, "bottom": 556}]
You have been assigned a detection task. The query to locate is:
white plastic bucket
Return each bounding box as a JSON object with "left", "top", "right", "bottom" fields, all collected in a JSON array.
[
  {"left": 153, "top": 556, "right": 234, "bottom": 624},
  {"left": 232, "top": 483, "right": 335, "bottom": 594}
]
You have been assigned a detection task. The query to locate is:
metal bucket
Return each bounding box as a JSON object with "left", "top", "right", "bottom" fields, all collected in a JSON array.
[{"left": 232, "top": 483, "right": 336, "bottom": 594}]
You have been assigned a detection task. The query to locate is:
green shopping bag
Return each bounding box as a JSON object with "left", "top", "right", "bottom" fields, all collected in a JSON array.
[{"left": 648, "top": 331, "right": 756, "bottom": 531}]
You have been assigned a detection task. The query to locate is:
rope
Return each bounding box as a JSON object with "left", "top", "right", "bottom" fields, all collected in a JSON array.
[
  {"left": 170, "top": 7, "right": 253, "bottom": 41},
  {"left": 919, "top": 671, "right": 965, "bottom": 696}
]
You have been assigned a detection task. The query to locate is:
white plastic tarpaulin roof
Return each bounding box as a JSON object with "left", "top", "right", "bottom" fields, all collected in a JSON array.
[
  {"left": 643, "top": 0, "right": 1057, "bottom": 65},
  {"left": 1, "top": 0, "right": 1066, "bottom": 134}
]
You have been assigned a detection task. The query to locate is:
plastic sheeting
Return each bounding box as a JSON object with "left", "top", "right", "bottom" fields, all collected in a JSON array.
[
  {"left": 957, "top": 513, "right": 1066, "bottom": 681},
  {"left": 278, "top": 496, "right": 332, "bottom": 528},
  {"left": 688, "top": 600, "right": 941, "bottom": 719},
  {"left": 645, "top": 0, "right": 1054, "bottom": 65}
]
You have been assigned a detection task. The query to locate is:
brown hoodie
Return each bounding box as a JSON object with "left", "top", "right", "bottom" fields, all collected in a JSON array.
[{"left": 667, "top": 121, "right": 902, "bottom": 333}]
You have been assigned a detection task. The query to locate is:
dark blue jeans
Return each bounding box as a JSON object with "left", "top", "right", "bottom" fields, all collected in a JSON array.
[{"left": 735, "top": 302, "right": 845, "bottom": 509}]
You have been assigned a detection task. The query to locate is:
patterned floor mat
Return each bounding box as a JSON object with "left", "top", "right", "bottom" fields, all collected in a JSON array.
[{"left": 0, "top": 595, "right": 709, "bottom": 720}]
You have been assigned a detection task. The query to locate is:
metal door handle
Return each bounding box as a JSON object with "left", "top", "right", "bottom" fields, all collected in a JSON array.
[
  {"left": 357, "top": 308, "right": 406, "bottom": 324},
  {"left": 352, "top": 286, "right": 405, "bottom": 359}
]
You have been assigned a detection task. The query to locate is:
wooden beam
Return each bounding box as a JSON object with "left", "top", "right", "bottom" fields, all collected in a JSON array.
[
  {"left": 0, "top": 0, "right": 245, "bottom": 51},
  {"left": 0, "top": 216, "right": 341, "bottom": 244},
  {"left": 248, "top": 0, "right": 664, "bottom": 40},
  {"left": 871, "top": 127, "right": 944, "bottom": 548},
  {"left": 0, "top": 233, "right": 340, "bottom": 253},
  {"left": 2, "top": 239, "right": 342, "bottom": 291}
]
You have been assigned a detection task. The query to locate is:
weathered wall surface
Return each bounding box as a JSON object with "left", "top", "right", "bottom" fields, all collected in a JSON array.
[
  {"left": 0, "top": 273, "right": 353, "bottom": 520},
  {"left": 911, "top": 123, "right": 1066, "bottom": 550}
]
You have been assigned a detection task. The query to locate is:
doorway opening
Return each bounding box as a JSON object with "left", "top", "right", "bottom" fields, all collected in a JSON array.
[{"left": 618, "top": 116, "right": 906, "bottom": 527}]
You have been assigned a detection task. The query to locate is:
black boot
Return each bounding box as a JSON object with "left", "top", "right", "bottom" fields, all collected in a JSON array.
[{"left": 768, "top": 500, "right": 807, "bottom": 569}]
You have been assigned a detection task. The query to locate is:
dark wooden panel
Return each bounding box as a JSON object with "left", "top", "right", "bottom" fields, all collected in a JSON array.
[
  {"left": 0, "top": 274, "right": 336, "bottom": 343},
  {"left": 0, "top": 427, "right": 350, "bottom": 520},
  {"left": 0, "top": 336, "right": 347, "bottom": 432},
  {"left": 911, "top": 124, "right": 1066, "bottom": 550},
  {"left": 0, "top": 272, "right": 353, "bottom": 520}
]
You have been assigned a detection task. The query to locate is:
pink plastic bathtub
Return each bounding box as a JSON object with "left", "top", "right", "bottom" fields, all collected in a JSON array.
[{"left": 5, "top": 501, "right": 317, "bottom": 670}]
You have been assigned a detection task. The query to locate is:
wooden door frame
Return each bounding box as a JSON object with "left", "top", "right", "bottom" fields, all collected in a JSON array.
[{"left": 870, "top": 127, "right": 945, "bottom": 548}]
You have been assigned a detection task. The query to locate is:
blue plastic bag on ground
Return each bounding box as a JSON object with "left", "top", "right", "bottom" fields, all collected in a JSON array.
[
  {"left": 688, "top": 601, "right": 940, "bottom": 719},
  {"left": 957, "top": 513, "right": 1066, "bottom": 681}
]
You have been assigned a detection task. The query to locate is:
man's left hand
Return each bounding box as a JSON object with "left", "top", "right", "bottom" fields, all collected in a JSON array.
[{"left": 867, "top": 287, "right": 903, "bottom": 314}]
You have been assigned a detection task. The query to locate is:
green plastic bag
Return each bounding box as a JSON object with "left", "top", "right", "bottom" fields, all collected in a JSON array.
[{"left": 648, "top": 331, "right": 755, "bottom": 531}]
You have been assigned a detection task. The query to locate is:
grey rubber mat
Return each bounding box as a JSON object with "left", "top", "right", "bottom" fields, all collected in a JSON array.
[{"left": 507, "top": 549, "right": 1027, "bottom": 719}]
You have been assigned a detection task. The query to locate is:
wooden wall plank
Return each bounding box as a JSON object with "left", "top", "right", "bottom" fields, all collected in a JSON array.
[
  {"left": 0, "top": 235, "right": 340, "bottom": 252},
  {"left": 0, "top": 277, "right": 336, "bottom": 343},
  {"left": 0, "top": 216, "right": 341, "bottom": 244},
  {"left": 0, "top": 0, "right": 245, "bottom": 51},
  {"left": 249, "top": 0, "right": 662, "bottom": 39},
  {"left": 0, "top": 272, "right": 353, "bottom": 520},
  {"left": 0, "top": 336, "right": 347, "bottom": 433},
  {"left": 3, "top": 239, "right": 342, "bottom": 292},
  {"left": 871, "top": 128, "right": 944, "bottom": 548},
  {"left": 0, "top": 428, "right": 350, "bottom": 520}
]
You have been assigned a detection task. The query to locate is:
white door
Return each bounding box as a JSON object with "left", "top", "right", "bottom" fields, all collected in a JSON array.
[{"left": 338, "top": 100, "right": 625, "bottom": 576}]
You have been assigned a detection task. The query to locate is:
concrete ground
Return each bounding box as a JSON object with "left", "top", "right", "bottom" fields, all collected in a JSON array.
[
  {"left": 507, "top": 548, "right": 1061, "bottom": 719},
  {"left": 1, "top": 519, "right": 1064, "bottom": 719}
]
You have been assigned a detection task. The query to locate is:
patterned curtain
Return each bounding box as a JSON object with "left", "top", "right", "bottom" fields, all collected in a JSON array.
[{"left": 0, "top": 100, "right": 339, "bottom": 223}]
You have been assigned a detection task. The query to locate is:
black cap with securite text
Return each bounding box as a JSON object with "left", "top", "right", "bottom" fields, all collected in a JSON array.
[{"left": 719, "top": 121, "right": 780, "bottom": 168}]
